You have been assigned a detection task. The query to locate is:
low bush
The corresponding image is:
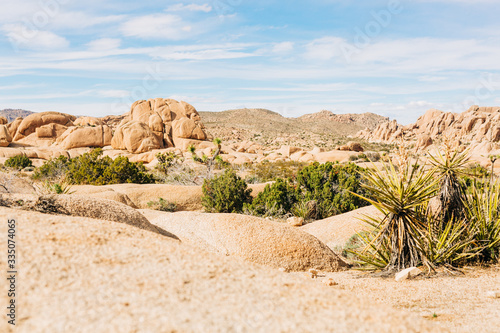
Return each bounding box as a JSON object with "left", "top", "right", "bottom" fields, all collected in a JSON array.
[
  {"left": 155, "top": 152, "right": 183, "bottom": 174},
  {"left": 5, "top": 155, "right": 33, "bottom": 170},
  {"left": 147, "top": 198, "right": 177, "bottom": 212},
  {"left": 33, "top": 148, "right": 154, "bottom": 185},
  {"left": 33, "top": 156, "right": 69, "bottom": 180},
  {"left": 296, "top": 162, "right": 369, "bottom": 219},
  {"left": 202, "top": 168, "right": 252, "bottom": 213},
  {"left": 244, "top": 178, "right": 298, "bottom": 217},
  {"left": 244, "top": 160, "right": 306, "bottom": 183}
]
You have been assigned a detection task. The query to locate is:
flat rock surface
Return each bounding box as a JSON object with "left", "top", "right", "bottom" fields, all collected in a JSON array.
[{"left": 0, "top": 207, "right": 438, "bottom": 333}]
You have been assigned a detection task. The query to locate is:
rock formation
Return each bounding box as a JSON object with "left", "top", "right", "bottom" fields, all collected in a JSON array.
[
  {"left": 112, "top": 98, "right": 208, "bottom": 153},
  {"left": 357, "top": 105, "right": 500, "bottom": 152},
  {"left": 0, "top": 125, "right": 12, "bottom": 147},
  {"left": 111, "top": 120, "right": 162, "bottom": 153},
  {"left": 56, "top": 125, "right": 113, "bottom": 150},
  {"left": 2, "top": 98, "right": 209, "bottom": 157},
  {"left": 13, "top": 111, "right": 76, "bottom": 141}
]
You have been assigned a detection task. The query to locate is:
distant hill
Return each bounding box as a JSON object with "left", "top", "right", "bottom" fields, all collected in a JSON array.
[
  {"left": 199, "top": 108, "right": 388, "bottom": 150},
  {"left": 0, "top": 109, "right": 35, "bottom": 122},
  {"left": 298, "top": 110, "right": 388, "bottom": 130}
]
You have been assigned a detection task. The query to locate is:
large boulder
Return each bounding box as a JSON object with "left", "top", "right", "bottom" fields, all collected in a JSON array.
[
  {"left": 415, "top": 133, "right": 433, "bottom": 150},
  {"left": 56, "top": 125, "right": 113, "bottom": 150},
  {"left": 13, "top": 111, "right": 75, "bottom": 140},
  {"left": 0, "top": 125, "right": 12, "bottom": 147},
  {"left": 111, "top": 120, "right": 162, "bottom": 153},
  {"left": 74, "top": 116, "right": 103, "bottom": 127},
  {"left": 7, "top": 117, "right": 23, "bottom": 137},
  {"left": 146, "top": 211, "right": 350, "bottom": 272},
  {"left": 172, "top": 117, "right": 207, "bottom": 140},
  {"left": 125, "top": 98, "right": 207, "bottom": 150}
]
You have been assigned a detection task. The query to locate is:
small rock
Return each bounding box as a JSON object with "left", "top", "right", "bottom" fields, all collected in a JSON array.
[
  {"left": 322, "top": 278, "right": 338, "bottom": 286},
  {"left": 308, "top": 268, "right": 318, "bottom": 278},
  {"left": 485, "top": 291, "right": 500, "bottom": 298},
  {"left": 287, "top": 216, "right": 304, "bottom": 227},
  {"left": 395, "top": 267, "right": 421, "bottom": 282}
]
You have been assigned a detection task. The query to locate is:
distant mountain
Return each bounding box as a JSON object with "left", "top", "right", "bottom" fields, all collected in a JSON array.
[
  {"left": 298, "top": 110, "right": 388, "bottom": 130},
  {"left": 199, "top": 108, "right": 389, "bottom": 149},
  {"left": 0, "top": 109, "right": 35, "bottom": 122}
]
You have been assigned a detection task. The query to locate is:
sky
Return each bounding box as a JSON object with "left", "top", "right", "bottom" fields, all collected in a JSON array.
[{"left": 0, "top": 0, "right": 499, "bottom": 124}]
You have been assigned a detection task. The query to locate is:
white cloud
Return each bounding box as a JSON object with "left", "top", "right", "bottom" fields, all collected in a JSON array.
[
  {"left": 238, "top": 83, "right": 354, "bottom": 92},
  {"left": 87, "top": 38, "right": 122, "bottom": 51},
  {"left": 120, "top": 14, "right": 193, "bottom": 40},
  {"left": 2, "top": 24, "right": 69, "bottom": 50},
  {"left": 272, "top": 42, "right": 294, "bottom": 54},
  {"left": 49, "top": 12, "right": 126, "bottom": 30},
  {"left": 304, "top": 37, "right": 347, "bottom": 61},
  {"left": 418, "top": 76, "right": 447, "bottom": 82},
  {"left": 166, "top": 3, "right": 212, "bottom": 12},
  {"left": 97, "top": 89, "right": 130, "bottom": 98}
]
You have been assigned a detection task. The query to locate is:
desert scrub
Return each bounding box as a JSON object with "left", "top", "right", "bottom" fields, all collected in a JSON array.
[
  {"left": 5, "top": 155, "right": 33, "bottom": 170},
  {"left": 155, "top": 152, "right": 183, "bottom": 174},
  {"left": 33, "top": 148, "right": 154, "bottom": 185},
  {"left": 188, "top": 138, "right": 228, "bottom": 178},
  {"left": 202, "top": 168, "right": 252, "bottom": 213},
  {"left": 350, "top": 147, "right": 500, "bottom": 273},
  {"left": 244, "top": 178, "right": 298, "bottom": 217},
  {"left": 33, "top": 155, "right": 70, "bottom": 180},
  {"left": 35, "top": 180, "right": 75, "bottom": 195},
  {"left": 296, "top": 162, "right": 369, "bottom": 219},
  {"left": 147, "top": 198, "right": 177, "bottom": 212},
  {"left": 244, "top": 160, "right": 306, "bottom": 183},
  {"left": 465, "top": 178, "right": 500, "bottom": 262}
]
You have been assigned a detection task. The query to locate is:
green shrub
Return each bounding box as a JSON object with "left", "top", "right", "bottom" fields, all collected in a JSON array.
[
  {"left": 33, "top": 149, "right": 154, "bottom": 185},
  {"left": 296, "top": 162, "right": 368, "bottom": 219},
  {"left": 245, "top": 160, "right": 306, "bottom": 183},
  {"left": 202, "top": 168, "right": 252, "bottom": 213},
  {"left": 147, "top": 198, "right": 177, "bottom": 212},
  {"left": 33, "top": 155, "right": 69, "bottom": 180},
  {"left": 244, "top": 178, "right": 298, "bottom": 217},
  {"left": 5, "top": 155, "right": 33, "bottom": 170},
  {"left": 365, "top": 152, "right": 381, "bottom": 162},
  {"left": 155, "top": 152, "right": 182, "bottom": 174}
]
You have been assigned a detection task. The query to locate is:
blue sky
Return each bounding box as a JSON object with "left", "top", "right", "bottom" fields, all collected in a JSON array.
[{"left": 1, "top": 0, "right": 499, "bottom": 124}]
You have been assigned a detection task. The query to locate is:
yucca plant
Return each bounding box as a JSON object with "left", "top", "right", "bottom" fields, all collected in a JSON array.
[
  {"left": 415, "top": 204, "right": 482, "bottom": 273},
  {"left": 465, "top": 178, "right": 500, "bottom": 262},
  {"left": 351, "top": 159, "right": 439, "bottom": 271},
  {"left": 427, "top": 146, "right": 470, "bottom": 224}
]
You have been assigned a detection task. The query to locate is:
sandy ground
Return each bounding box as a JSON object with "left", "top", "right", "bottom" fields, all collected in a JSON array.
[
  {"left": 0, "top": 205, "right": 498, "bottom": 332},
  {"left": 0, "top": 206, "right": 439, "bottom": 333},
  {"left": 306, "top": 266, "right": 500, "bottom": 333}
]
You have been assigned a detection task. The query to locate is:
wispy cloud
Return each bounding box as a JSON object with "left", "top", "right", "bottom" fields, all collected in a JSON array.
[
  {"left": 166, "top": 3, "right": 212, "bottom": 13},
  {"left": 2, "top": 24, "right": 69, "bottom": 50},
  {"left": 87, "top": 38, "right": 122, "bottom": 51},
  {"left": 120, "top": 14, "right": 193, "bottom": 40}
]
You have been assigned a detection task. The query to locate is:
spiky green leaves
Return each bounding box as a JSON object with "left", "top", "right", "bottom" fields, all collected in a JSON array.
[{"left": 352, "top": 160, "right": 439, "bottom": 271}]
